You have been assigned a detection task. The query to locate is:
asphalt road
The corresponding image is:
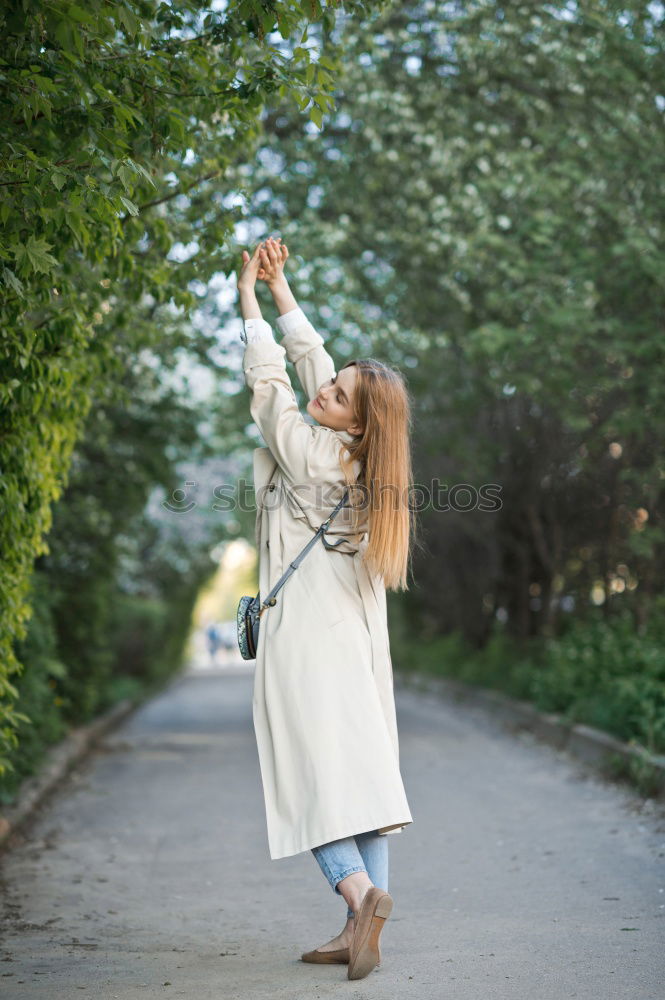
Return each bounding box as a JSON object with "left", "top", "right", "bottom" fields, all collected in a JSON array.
[{"left": 1, "top": 653, "right": 664, "bottom": 999}]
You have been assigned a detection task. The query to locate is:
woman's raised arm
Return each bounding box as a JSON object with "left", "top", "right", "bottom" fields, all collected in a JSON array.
[
  {"left": 238, "top": 242, "right": 345, "bottom": 490},
  {"left": 260, "top": 237, "right": 337, "bottom": 401}
]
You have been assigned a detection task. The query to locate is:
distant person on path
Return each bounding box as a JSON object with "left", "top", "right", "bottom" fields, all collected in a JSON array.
[
  {"left": 204, "top": 621, "right": 220, "bottom": 665},
  {"left": 237, "top": 236, "right": 415, "bottom": 980}
]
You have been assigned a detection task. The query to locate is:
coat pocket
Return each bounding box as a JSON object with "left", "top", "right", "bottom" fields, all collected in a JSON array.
[{"left": 327, "top": 616, "right": 350, "bottom": 635}]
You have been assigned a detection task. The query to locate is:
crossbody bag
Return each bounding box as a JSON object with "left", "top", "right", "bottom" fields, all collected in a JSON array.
[{"left": 236, "top": 487, "right": 351, "bottom": 660}]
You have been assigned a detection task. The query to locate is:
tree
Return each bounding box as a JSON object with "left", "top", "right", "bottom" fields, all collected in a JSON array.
[
  {"left": 220, "top": 0, "right": 665, "bottom": 642},
  {"left": 0, "top": 0, "right": 387, "bottom": 773}
]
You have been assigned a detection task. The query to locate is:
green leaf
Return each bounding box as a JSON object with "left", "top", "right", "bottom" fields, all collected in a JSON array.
[
  {"left": 67, "top": 4, "right": 95, "bottom": 25},
  {"left": 2, "top": 267, "right": 24, "bottom": 297},
  {"left": 127, "top": 159, "right": 157, "bottom": 189},
  {"left": 117, "top": 164, "right": 133, "bottom": 191},
  {"left": 118, "top": 5, "right": 139, "bottom": 36},
  {"left": 15, "top": 237, "right": 58, "bottom": 276},
  {"left": 168, "top": 113, "right": 186, "bottom": 143},
  {"left": 119, "top": 195, "right": 139, "bottom": 216}
]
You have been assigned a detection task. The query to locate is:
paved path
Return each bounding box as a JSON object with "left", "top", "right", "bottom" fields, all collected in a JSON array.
[{"left": 1, "top": 656, "right": 664, "bottom": 999}]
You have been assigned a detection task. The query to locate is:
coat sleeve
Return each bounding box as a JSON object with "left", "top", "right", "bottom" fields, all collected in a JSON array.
[
  {"left": 241, "top": 316, "right": 276, "bottom": 345},
  {"left": 274, "top": 306, "right": 336, "bottom": 402},
  {"left": 243, "top": 330, "right": 347, "bottom": 489}
]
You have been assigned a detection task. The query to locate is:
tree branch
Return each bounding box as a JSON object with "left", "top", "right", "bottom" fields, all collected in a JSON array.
[{"left": 133, "top": 170, "right": 222, "bottom": 215}]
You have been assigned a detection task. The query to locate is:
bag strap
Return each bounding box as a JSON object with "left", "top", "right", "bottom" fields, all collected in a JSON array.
[{"left": 256, "top": 487, "right": 351, "bottom": 613}]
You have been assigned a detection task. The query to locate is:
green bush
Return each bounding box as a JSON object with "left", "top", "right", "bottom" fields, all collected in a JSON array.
[
  {"left": 0, "top": 562, "right": 207, "bottom": 806},
  {"left": 391, "top": 609, "right": 665, "bottom": 755},
  {"left": 529, "top": 613, "right": 665, "bottom": 753},
  {"left": 0, "top": 572, "right": 68, "bottom": 804}
]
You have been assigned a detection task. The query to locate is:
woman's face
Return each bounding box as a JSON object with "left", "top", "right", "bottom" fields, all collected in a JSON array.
[{"left": 307, "top": 366, "right": 363, "bottom": 435}]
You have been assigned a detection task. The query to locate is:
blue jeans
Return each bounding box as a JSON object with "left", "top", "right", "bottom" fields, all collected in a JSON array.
[{"left": 311, "top": 829, "right": 389, "bottom": 920}]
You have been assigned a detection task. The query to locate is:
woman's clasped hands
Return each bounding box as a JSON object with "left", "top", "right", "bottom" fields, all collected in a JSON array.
[{"left": 238, "top": 236, "right": 289, "bottom": 291}]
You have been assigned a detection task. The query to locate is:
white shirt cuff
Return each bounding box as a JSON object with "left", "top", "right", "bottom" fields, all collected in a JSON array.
[
  {"left": 275, "top": 306, "right": 307, "bottom": 338},
  {"left": 241, "top": 317, "right": 275, "bottom": 345}
]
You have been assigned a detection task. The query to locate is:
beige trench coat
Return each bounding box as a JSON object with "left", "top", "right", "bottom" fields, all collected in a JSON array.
[{"left": 243, "top": 311, "right": 413, "bottom": 860}]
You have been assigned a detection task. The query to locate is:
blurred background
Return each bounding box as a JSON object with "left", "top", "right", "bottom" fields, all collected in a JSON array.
[{"left": 1, "top": 0, "right": 663, "bottom": 804}]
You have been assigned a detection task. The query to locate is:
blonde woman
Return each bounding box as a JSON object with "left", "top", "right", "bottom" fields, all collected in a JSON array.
[{"left": 237, "top": 237, "right": 415, "bottom": 980}]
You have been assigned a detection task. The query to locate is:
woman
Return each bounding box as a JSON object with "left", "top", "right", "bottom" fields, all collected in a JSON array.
[{"left": 237, "top": 237, "right": 415, "bottom": 980}]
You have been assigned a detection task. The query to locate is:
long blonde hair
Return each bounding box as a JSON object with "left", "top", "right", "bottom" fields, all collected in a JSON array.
[{"left": 337, "top": 358, "right": 418, "bottom": 592}]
